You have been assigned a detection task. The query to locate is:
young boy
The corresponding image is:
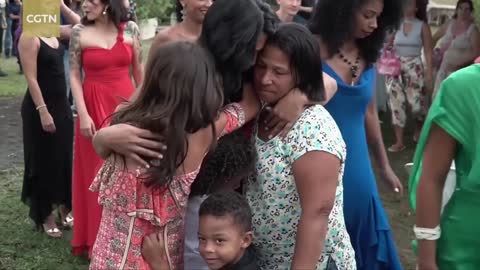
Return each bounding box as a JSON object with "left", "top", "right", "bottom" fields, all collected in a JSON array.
[
  {"left": 197, "top": 191, "right": 258, "bottom": 270},
  {"left": 142, "top": 191, "right": 258, "bottom": 270}
]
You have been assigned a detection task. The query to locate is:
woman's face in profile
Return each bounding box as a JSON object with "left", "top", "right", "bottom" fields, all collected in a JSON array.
[
  {"left": 253, "top": 44, "right": 294, "bottom": 104},
  {"left": 82, "top": 0, "right": 106, "bottom": 21},
  {"left": 182, "top": 0, "right": 213, "bottom": 23},
  {"left": 353, "top": 0, "right": 383, "bottom": 39}
]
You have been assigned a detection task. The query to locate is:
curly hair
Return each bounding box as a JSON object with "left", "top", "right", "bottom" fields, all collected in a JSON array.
[
  {"left": 309, "top": 0, "right": 403, "bottom": 64},
  {"left": 199, "top": 191, "right": 253, "bottom": 232},
  {"left": 199, "top": 0, "right": 264, "bottom": 103},
  {"left": 256, "top": 0, "right": 279, "bottom": 36},
  {"left": 175, "top": 0, "right": 183, "bottom": 23},
  {"left": 414, "top": 0, "right": 428, "bottom": 22},
  {"left": 190, "top": 129, "right": 256, "bottom": 196}
]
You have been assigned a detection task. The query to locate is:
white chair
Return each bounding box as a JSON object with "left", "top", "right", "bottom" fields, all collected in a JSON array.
[{"left": 405, "top": 161, "right": 457, "bottom": 214}]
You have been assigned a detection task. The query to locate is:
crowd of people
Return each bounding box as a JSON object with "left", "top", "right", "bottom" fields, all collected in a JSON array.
[{"left": 7, "top": 0, "right": 480, "bottom": 269}]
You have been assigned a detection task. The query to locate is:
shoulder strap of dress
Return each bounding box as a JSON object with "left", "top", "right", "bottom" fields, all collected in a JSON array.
[{"left": 117, "top": 22, "right": 127, "bottom": 42}]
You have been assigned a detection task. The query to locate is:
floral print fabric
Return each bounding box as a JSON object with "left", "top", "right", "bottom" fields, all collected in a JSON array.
[
  {"left": 88, "top": 103, "right": 246, "bottom": 270},
  {"left": 245, "top": 105, "right": 356, "bottom": 270},
  {"left": 386, "top": 55, "right": 427, "bottom": 127}
]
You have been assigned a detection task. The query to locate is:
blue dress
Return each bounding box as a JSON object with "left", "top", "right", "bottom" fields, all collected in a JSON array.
[{"left": 323, "top": 63, "right": 403, "bottom": 270}]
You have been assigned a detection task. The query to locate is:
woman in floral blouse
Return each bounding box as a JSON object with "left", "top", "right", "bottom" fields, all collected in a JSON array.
[{"left": 244, "top": 23, "right": 356, "bottom": 270}]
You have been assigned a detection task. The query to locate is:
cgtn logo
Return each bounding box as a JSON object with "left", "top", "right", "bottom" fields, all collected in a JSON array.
[{"left": 26, "top": 14, "right": 58, "bottom": 24}]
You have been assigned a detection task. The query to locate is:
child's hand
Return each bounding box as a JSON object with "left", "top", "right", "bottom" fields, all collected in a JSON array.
[{"left": 142, "top": 232, "right": 170, "bottom": 270}]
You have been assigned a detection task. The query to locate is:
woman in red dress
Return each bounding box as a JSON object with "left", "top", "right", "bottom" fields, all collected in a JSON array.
[{"left": 69, "top": 0, "right": 143, "bottom": 257}]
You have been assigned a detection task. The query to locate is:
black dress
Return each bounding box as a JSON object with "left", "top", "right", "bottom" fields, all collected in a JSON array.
[{"left": 21, "top": 39, "right": 73, "bottom": 226}]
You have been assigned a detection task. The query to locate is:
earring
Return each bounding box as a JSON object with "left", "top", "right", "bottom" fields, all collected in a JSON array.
[
  {"left": 102, "top": 8, "right": 107, "bottom": 15},
  {"left": 181, "top": 5, "right": 186, "bottom": 20}
]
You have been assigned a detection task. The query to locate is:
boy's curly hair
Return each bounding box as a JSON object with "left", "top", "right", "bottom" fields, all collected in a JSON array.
[
  {"left": 190, "top": 129, "right": 256, "bottom": 196},
  {"left": 199, "top": 191, "right": 253, "bottom": 232}
]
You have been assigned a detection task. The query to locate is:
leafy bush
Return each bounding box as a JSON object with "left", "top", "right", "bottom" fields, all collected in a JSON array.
[{"left": 136, "top": 0, "right": 175, "bottom": 23}]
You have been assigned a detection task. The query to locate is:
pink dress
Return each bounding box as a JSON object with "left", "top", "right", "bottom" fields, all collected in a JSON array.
[{"left": 88, "top": 103, "right": 246, "bottom": 270}]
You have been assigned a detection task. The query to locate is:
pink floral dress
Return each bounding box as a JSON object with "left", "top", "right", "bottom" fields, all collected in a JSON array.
[{"left": 88, "top": 103, "right": 245, "bottom": 270}]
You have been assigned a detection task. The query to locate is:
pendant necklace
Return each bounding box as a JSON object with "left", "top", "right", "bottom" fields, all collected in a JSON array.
[{"left": 337, "top": 49, "right": 360, "bottom": 86}]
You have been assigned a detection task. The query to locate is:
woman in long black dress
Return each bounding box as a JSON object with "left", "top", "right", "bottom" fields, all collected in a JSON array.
[{"left": 18, "top": 31, "right": 74, "bottom": 238}]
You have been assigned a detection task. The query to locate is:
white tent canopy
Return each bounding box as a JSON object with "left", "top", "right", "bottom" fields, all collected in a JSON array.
[{"left": 428, "top": 0, "right": 456, "bottom": 11}]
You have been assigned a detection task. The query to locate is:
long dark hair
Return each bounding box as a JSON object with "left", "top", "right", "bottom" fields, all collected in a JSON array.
[
  {"left": 112, "top": 42, "right": 224, "bottom": 187},
  {"left": 309, "top": 0, "right": 403, "bottom": 64},
  {"left": 199, "top": 0, "right": 264, "bottom": 103},
  {"left": 262, "top": 23, "right": 325, "bottom": 102},
  {"left": 414, "top": 0, "right": 428, "bottom": 22},
  {"left": 81, "top": 0, "right": 129, "bottom": 29},
  {"left": 453, "top": 0, "right": 474, "bottom": 19},
  {"left": 176, "top": 0, "right": 183, "bottom": 22}
]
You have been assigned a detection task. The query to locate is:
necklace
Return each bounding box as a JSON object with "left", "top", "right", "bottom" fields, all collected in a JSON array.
[{"left": 337, "top": 49, "right": 360, "bottom": 86}]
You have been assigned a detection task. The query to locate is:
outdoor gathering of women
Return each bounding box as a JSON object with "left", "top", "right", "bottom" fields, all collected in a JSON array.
[{"left": 2, "top": 0, "right": 479, "bottom": 269}]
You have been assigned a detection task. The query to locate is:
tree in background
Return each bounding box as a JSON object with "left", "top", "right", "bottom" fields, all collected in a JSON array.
[
  {"left": 474, "top": 0, "right": 480, "bottom": 24},
  {"left": 135, "top": 0, "right": 174, "bottom": 23}
]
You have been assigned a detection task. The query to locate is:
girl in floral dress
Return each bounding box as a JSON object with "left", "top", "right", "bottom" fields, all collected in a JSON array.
[{"left": 88, "top": 41, "right": 260, "bottom": 270}]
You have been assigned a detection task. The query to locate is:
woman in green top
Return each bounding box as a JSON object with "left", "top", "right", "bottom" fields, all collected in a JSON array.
[{"left": 409, "top": 64, "right": 480, "bottom": 270}]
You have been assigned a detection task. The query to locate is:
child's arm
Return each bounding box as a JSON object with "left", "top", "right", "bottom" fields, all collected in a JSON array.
[
  {"left": 214, "top": 83, "right": 261, "bottom": 137},
  {"left": 142, "top": 233, "right": 170, "bottom": 270}
]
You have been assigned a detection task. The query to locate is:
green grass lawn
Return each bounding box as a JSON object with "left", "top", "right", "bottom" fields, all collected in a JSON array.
[
  {"left": 0, "top": 169, "right": 90, "bottom": 270},
  {"left": 0, "top": 56, "right": 27, "bottom": 97}
]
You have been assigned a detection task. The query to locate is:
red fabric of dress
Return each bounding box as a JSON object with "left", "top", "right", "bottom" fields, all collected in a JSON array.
[{"left": 72, "top": 22, "right": 135, "bottom": 257}]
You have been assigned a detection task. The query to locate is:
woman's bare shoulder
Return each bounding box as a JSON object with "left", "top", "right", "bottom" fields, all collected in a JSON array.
[{"left": 153, "top": 25, "right": 183, "bottom": 45}]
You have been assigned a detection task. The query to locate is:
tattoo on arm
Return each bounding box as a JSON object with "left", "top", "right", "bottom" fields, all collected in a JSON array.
[
  {"left": 69, "top": 24, "right": 84, "bottom": 70},
  {"left": 126, "top": 21, "right": 143, "bottom": 64}
]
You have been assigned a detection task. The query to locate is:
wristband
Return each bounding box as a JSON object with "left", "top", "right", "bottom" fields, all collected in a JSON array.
[{"left": 414, "top": 225, "right": 441, "bottom": 240}]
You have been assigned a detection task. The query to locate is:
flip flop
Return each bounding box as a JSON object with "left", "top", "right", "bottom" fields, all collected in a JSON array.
[
  {"left": 62, "top": 213, "right": 74, "bottom": 229},
  {"left": 388, "top": 145, "right": 406, "bottom": 153}
]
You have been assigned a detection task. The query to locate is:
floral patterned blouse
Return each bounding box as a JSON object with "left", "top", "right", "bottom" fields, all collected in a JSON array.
[
  {"left": 245, "top": 105, "right": 356, "bottom": 270},
  {"left": 88, "top": 103, "right": 246, "bottom": 270}
]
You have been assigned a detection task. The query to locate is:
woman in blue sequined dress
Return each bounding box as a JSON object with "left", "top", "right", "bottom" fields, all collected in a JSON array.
[{"left": 310, "top": 0, "right": 404, "bottom": 269}]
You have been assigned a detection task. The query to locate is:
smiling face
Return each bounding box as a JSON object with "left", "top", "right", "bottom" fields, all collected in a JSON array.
[
  {"left": 198, "top": 215, "right": 252, "bottom": 270},
  {"left": 353, "top": 0, "right": 384, "bottom": 39},
  {"left": 254, "top": 44, "right": 295, "bottom": 104},
  {"left": 277, "top": 0, "right": 301, "bottom": 16},
  {"left": 82, "top": 0, "right": 107, "bottom": 21},
  {"left": 181, "top": 0, "right": 213, "bottom": 23}
]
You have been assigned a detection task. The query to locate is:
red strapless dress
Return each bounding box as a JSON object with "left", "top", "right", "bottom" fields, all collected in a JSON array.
[{"left": 72, "top": 22, "right": 135, "bottom": 257}]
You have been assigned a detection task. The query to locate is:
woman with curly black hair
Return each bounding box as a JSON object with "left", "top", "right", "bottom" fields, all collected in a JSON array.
[{"left": 309, "top": 0, "right": 404, "bottom": 269}]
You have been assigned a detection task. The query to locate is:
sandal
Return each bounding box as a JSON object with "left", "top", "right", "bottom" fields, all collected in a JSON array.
[
  {"left": 388, "top": 144, "right": 406, "bottom": 153},
  {"left": 59, "top": 211, "right": 74, "bottom": 229},
  {"left": 41, "top": 224, "right": 63, "bottom": 238}
]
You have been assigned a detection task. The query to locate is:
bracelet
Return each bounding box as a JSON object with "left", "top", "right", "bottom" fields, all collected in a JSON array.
[
  {"left": 413, "top": 225, "right": 441, "bottom": 240},
  {"left": 36, "top": 104, "right": 47, "bottom": 111}
]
